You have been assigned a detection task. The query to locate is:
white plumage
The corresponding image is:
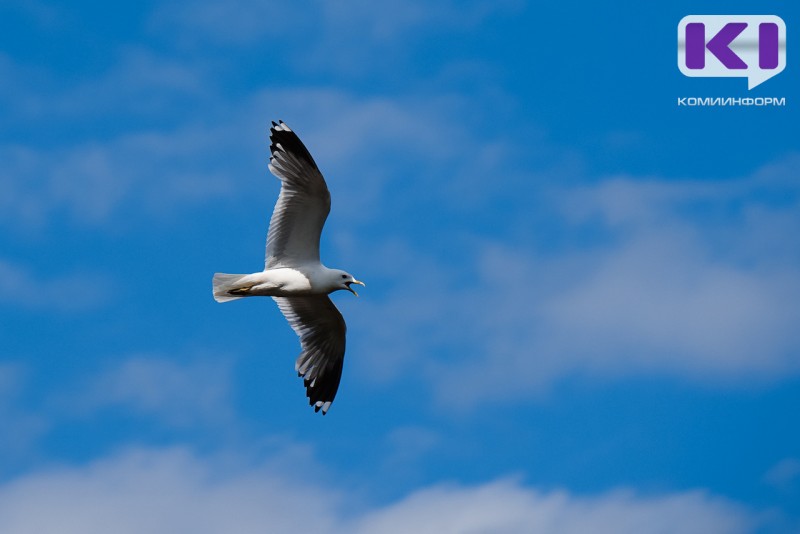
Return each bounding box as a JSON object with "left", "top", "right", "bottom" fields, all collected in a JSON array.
[{"left": 212, "top": 120, "right": 364, "bottom": 414}]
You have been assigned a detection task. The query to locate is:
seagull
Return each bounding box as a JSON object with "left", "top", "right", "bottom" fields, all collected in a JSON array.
[{"left": 212, "top": 120, "right": 364, "bottom": 415}]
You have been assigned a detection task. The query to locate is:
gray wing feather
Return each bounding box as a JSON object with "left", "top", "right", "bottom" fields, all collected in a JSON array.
[
  {"left": 265, "top": 121, "right": 331, "bottom": 269},
  {"left": 273, "top": 295, "right": 346, "bottom": 414}
]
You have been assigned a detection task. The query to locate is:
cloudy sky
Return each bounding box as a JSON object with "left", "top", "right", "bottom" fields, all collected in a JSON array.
[{"left": 1, "top": 0, "right": 799, "bottom": 532}]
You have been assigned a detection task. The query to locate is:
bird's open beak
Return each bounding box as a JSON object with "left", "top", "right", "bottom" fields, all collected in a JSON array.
[{"left": 346, "top": 279, "right": 365, "bottom": 296}]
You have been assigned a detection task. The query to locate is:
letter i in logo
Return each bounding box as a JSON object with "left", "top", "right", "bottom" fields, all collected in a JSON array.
[{"left": 678, "top": 15, "right": 786, "bottom": 89}]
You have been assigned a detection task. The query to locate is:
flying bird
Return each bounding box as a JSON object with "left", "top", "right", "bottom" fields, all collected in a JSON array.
[{"left": 212, "top": 120, "right": 364, "bottom": 414}]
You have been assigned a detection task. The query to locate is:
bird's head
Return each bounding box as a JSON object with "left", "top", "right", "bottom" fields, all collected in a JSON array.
[{"left": 333, "top": 270, "right": 365, "bottom": 296}]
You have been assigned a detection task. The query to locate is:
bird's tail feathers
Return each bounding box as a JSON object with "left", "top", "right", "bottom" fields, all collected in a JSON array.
[{"left": 212, "top": 273, "right": 249, "bottom": 302}]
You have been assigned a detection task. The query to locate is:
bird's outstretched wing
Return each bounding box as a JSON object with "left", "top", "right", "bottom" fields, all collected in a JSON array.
[
  {"left": 273, "top": 295, "right": 346, "bottom": 414},
  {"left": 265, "top": 121, "right": 331, "bottom": 269}
]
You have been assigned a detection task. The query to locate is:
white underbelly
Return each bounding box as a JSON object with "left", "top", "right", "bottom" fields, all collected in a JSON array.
[{"left": 248, "top": 268, "right": 314, "bottom": 296}]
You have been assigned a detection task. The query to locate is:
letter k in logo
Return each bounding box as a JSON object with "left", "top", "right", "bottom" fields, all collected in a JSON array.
[{"left": 686, "top": 22, "right": 748, "bottom": 69}]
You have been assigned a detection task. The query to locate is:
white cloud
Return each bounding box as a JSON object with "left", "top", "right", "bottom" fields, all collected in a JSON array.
[
  {"left": 346, "top": 154, "right": 800, "bottom": 406},
  {"left": 1, "top": 84, "right": 504, "bottom": 232},
  {"left": 149, "top": 0, "right": 521, "bottom": 54},
  {"left": 301, "top": 0, "right": 523, "bottom": 76},
  {"left": 0, "top": 365, "right": 21, "bottom": 399},
  {"left": 0, "top": 447, "right": 756, "bottom": 534},
  {"left": 561, "top": 154, "right": 800, "bottom": 239},
  {"left": 2, "top": 0, "right": 520, "bottom": 233},
  {"left": 763, "top": 458, "right": 800, "bottom": 488},
  {"left": 0, "top": 126, "right": 247, "bottom": 229},
  {"left": 352, "top": 481, "right": 753, "bottom": 534},
  {"left": 148, "top": 0, "right": 307, "bottom": 46},
  {"left": 247, "top": 87, "right": 468, "bottom": 189},
  {"left": 62, "top": 356, "right": 235, "bottom": 428},
  {"left": 51, "top": 47, "right": 211, "bottom": 119},
  {"left": 538, "top": 155, "right": 800, "bottom": 382},
  {"left": 1, "top": 46, "right": 210, "bottom": 128},
  {"left": 541, "top": 230, "right": 800, "bottom": 378},
  {"left": 0, "top": 259, "right": 109, "bottom": 312},
  {"left": 1, "top": 0, "right": 60, "bottom": 27},
  {"left": 0, "top": 447, "right": 339, "bottom": 534},
  {"left": 379, "top": 425, "right": 442, "bottom": 477},
  {"left": 0, "top": 364, "right": 47, "bottom": 460}
]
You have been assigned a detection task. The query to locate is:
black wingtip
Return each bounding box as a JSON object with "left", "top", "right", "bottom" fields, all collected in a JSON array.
[
  {"left": 271, "top": 120, "right": 278, "bottom": 127},
  {"left": 268, "top": 122, "right": 320, "bottom": 170}
]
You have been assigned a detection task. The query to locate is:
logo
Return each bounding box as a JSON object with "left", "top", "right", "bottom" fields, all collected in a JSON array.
[{"left": 678, "top": 15, "right": 786, "bottom": 89}]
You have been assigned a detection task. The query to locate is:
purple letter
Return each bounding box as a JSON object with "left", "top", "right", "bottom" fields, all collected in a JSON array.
[
  {"left": 685, "top": 23, "right": 705, "bottom": 69},
  {"left": 759, "top": 23, "right": 779, "bottom": 69},
  {"left": 706, "top": 22, "right": 748, "bottom": 69}
]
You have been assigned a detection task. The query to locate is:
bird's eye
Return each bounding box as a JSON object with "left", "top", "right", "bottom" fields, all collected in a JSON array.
[{"left": 341, "top": 274, "right": 347, "bottom": 279}]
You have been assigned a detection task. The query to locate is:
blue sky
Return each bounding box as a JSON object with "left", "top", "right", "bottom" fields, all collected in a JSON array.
[{"left": 1, "top": 0, "right": 799, "bottom": 532}]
